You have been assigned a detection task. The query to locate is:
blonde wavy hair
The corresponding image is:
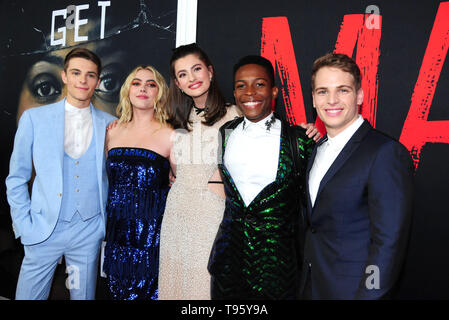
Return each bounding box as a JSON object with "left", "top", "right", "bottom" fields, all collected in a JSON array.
[{"left": 116, "top": 65, "right": 170, "bottom": 125}]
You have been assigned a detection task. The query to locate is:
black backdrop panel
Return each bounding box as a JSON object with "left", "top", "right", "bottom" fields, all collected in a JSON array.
[
  {"left": 198, "top": 0, "right": 449, "bottom": 299},
  {"left": 0, "top": 0, "right": 176, "bottom": 299},
  {"left": 1, "top": 0, "right": 449, "bottom": 300}
]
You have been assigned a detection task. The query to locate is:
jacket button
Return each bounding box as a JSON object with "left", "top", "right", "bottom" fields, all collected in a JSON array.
[{"left": 310, "top": 228, "right": 316, "bottom": 234}]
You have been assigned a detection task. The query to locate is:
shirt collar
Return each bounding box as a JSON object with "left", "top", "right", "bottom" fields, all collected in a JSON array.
[
  {"left": 242, "top": 112, "right": 279, "bottom": 131},
  {"left": 327, "top": 115, "right": 364, "bottom": 149},
  {"left": 65, "top": 100, "right": 91, "bottom": 116}
]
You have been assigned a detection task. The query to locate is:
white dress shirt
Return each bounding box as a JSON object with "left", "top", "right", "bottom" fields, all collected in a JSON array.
[
  {"left": 64, "top": 101, "right": 93, "bottom": 159},
  {"left": 224, "top": 113, "right": 281, "bottom": 207},
  {"left": 308, "top": 115, "right": 364, "bottom": 207}
]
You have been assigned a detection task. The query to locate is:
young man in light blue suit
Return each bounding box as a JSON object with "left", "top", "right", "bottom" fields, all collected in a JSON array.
[{"left": 6, "top": 48, "right": 116, "bottom": 300}]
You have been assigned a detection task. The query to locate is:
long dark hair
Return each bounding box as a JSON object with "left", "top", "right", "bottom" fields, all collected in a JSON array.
[{"left": 166, "top": 43, "right": 227, "bottom": 130}]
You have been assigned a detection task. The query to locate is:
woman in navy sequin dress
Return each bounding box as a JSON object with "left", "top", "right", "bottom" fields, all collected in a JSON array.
[{"left": 103, "top": 65, "right": 175, "bottom": 300}]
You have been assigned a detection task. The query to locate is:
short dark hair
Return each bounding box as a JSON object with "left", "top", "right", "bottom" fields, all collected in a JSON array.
[
  {"left": 64, "top": 47, "right": 102, "bottom": 75},
  {"left": 311, "top": 53, "right": 361, "bottom": 91},
  {"left": 233, "top": 55, "right": 275, "bottom": 87}
]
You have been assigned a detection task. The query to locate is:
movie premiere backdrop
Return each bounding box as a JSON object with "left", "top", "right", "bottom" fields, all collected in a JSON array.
[
  {"left": 0, "top": 0, "right": 177, "bottom": 299},
  {"left": 197, "top": 0, "right": 449, "bottom": 299},
  {"left": 0, "top": 0, "right": 448, "bottom": 299}
]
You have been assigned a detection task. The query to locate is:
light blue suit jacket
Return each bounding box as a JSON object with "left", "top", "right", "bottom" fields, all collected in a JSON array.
[
  {"left": 302, "top": 120, "right": 414, "bottom": 299},
  {"left": 6, "top": 99, "right": 116, "bottom": 245}
]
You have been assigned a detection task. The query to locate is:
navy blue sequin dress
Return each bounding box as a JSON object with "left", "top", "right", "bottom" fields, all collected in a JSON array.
[{"left": 103, "top": 147, "right": 170, "bottom": 300}]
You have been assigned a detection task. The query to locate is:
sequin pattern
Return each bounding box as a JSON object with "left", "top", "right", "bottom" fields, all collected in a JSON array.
[
  {"left": 103, "top": 147, "right": 170, "bottom": 300},
  {"left": 208, "top": 120, "right": 314, "bottom": 299},
  {"left": 158, "top": 105, "right": 241, "bottom": 300}
]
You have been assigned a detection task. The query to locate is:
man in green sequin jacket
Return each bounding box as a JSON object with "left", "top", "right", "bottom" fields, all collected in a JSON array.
[{"left": 207, "top": 55, "right": 318, "bottom": 299}]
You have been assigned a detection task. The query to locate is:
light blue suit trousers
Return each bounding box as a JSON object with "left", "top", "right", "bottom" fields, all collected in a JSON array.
[{"left": 6, "top": 99, "right": 116, "bottom": 300}]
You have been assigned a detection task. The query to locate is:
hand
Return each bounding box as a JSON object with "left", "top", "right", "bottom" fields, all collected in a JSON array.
[
  {"left": 107, "top": 119, "right": 119, "bottom": 131},
  {"left": 299, "top": 122, "right": 321, "bottom": 142},
  {"left": 169, "top": 170, "right": 176, "bottom": 187}
]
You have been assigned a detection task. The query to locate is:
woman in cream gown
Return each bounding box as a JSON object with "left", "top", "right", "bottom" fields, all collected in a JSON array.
[{"left": 158, "top": 43, "right": 240, "bottom": 299}]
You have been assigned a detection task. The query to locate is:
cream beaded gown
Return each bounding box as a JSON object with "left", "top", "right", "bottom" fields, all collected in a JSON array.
[{"left": 158, "top": 105, "right": 240, "bottom": 300}]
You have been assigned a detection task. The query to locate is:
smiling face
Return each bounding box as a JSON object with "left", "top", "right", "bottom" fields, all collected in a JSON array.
[
  {"left": 61, "top": 57, "right": 100, "bottom": 108},
  {"left": 129, "top": 69, "right": 159, "bottom": 110},
  {"left": 16, "top": 21, "right": 131, "bottom": 120},
  {"left": 173, "top": 53, "right": 213, "bottom": 105},
  {"left": 233, "top": 63, "right": 278, "bottom": 123},
  {"left": 312, "top": 66, "right": 364, "bottom": 137}
]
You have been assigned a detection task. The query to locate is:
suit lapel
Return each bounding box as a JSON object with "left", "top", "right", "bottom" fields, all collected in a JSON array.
[
  {"left": 306, "top": 136, "right": 327, "bottom": 220},
  {"left": 247, "top": 120, "right": 297, "bottom": 207},
  {"left": 219, "top": 117, "right": 245, "bottom": 205},
  {"left": 314, "top": 120, "right": 372, "bottom": 204},
  {"left": 91, "top": 105, "right": 106, "bottom": 204},
  {"left": 51, "top": 99, "right": 66, "bottom": 178},
  {"left": 221, "top": 117, "right": 244, "bottom": 157},
  {"left": 276, "top": 120, "right": 291, "bottom": 183},
  {"left": 221, "top": 117, "right": 289, "bottom": 209}
]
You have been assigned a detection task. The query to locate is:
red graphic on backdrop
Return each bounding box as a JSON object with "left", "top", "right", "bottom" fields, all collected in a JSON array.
[
  {"left": 261, "top": 17, "right": 307, "bottom": 125},
  {"left": 334, "top": 14, "right": 381, "bottom": 126},
  {"left": 261, "top": 14, "right": 381, "bottom": 134},
  {"left": 261, "top": 2, "right": 449, "bottom": 170},
  {"left": 400, "top": 1, "right": 449, "bottom": 169}
]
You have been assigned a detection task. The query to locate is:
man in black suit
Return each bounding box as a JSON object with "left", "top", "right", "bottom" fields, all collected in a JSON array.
[{"left": 302, "top": 53, "right": 414, "bottom": 299}]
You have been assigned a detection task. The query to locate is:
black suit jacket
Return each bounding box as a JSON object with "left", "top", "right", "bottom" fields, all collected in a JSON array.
[{"left": 302, "top": 120, "right": 414, "bottom": 299}]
